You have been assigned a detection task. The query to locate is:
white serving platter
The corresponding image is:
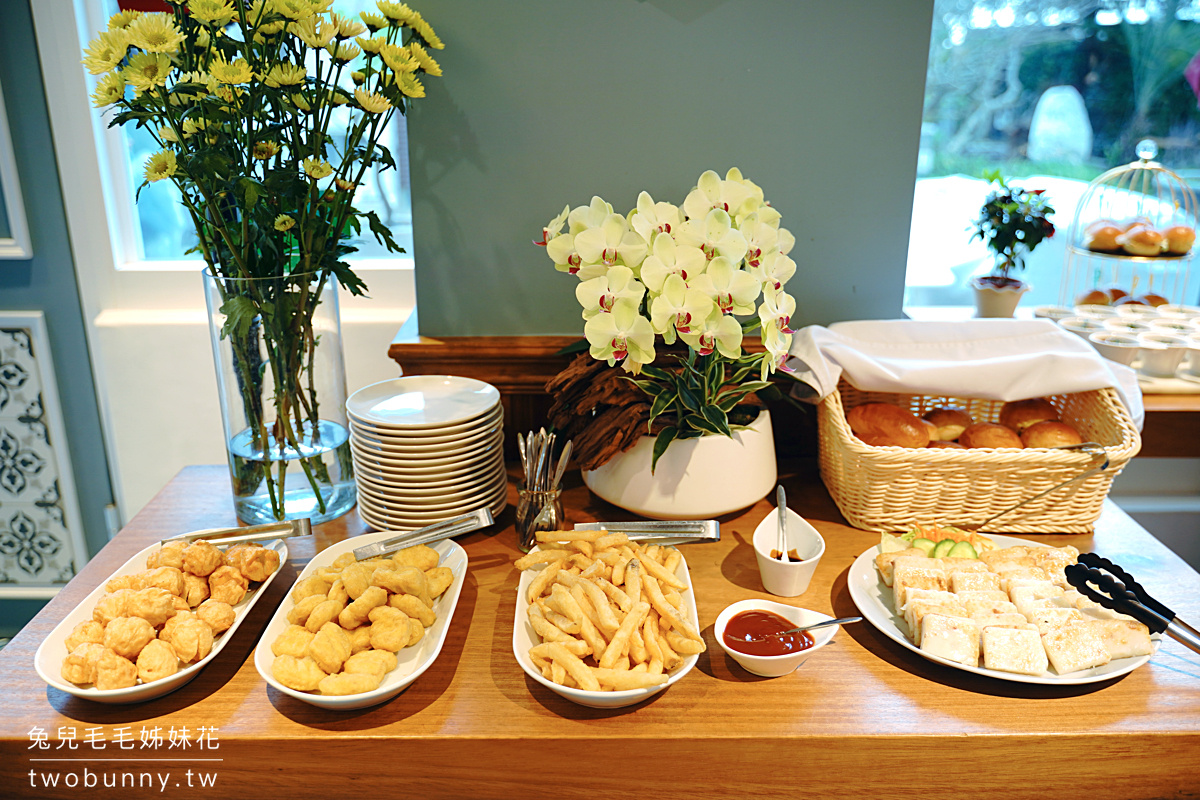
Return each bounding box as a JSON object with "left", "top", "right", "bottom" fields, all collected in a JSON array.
[
  {"left": 847, "top": 533, "right": 1160, "bottom": 685},
  {"left": 512, "top": 547, "right": 700, "bottom": 709},
  {"left": 253, "top": 533, "right": 467, "bottom": 710},
  {"left": 347, "top": 376, "right": 500, "bottom": 429},
  {"left": 34, "top": 539, "right": 289, "bottom": 704}
]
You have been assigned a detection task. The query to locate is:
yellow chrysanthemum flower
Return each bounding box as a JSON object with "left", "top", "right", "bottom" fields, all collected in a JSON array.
[
  {"left": 127, "top": 13, "right": 186, "bottom": 54},
  {"left": 210, "top": 56, "right": 254, "bottom": 85},
  {"left": 380, "top": 43, "right": 417, "bottom": 73},
  {"left": 355, "top": 35, "right": 385, "bottom": 54},
  {"left": 397, "top": 72, "right": 424, "bottom": 98},
  {"left": 273, "top": 0, "right": 315, "bottom": 21},
  {"left": 326, "top": 41, "right": 360, "bottom": 63},
  {"left": 353, "top": 87, "right": 391, "bottom": 114},
  {"left": 90, "top": 72, "right": 126, "bottom": 108},
  {"left": 407, "top": 41, "right": 441, "bottom": 76},
  {"left": 359, "top": 11, "right": 387, "bottom": 31},
  {"left": 274, "top": 214, "right": 296, "bottom": 232},
  {"left": 264, "top": 63, "right": 307, "bottom": 88},
  {"left": 107, "top": 10, "right": 141, "bottom": 29},
  {"left": 290, "top": 93, "right": 313, "bottom": 112},
  {"left": 376, "top": 2, "right": 415, "bottom": 24},
  {"left": 189, "top": 0, "right": 237, "bottom": 27},
  {"left": 253, "top": 141, "right": 282, "bottom": 159},
  {"left": 82, "top": 30, "right": 130, "bottom": 76},
  {"left": 144, "top": 149, "right": 177, "bottom": 183},
  {"left": 123, "top": 52, "right": 172, "bottom": 93},
  {"left": 288, "top": 16, "right": 336, "bottom": 48},
  {"left": 302, "top": 157, "right": 333, "bottom": 180},
  {"left": 408, "top": 11, "right": 443, "bottom": 50}
]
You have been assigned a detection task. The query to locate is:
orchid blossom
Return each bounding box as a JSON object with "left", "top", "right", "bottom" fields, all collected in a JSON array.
[
  {"left": 638, "top": 233, "right": 706, "bottom": 293},
  {"left": 585, "top": 299, "right": 655, "bottom": 367},
  {"left": 576, "top": 266, "right": 645, "bottom": 320},
  {"left": 649, "top": 274, "right": 716, "bottom": 344}
]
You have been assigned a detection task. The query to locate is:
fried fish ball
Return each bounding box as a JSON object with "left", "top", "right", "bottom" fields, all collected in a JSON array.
[
  {"left": 326, "top": 578, "right": 350, "bottom": 607},
  {"left": 318, "top": 672, "right": 383, "bottom": 696},
  {"left": 93, "top": 589, "right": 132, "bottom": 626},
  {"left": 272, "top": 654, "right": 327, "bottom": 692},
  {"left": 167, "top": 617, "right": 214, "bottom": 663},
  {"left": 290, "top": 576, "right": 332, "bottom": 603},
  {"left": 303, "top": 597, "right": 348, "bottom": 633},
  {"left": 102, "top": 616, "right": 157, "bottom": 660},
  {"left": 208, "top": 565, "right": 249, "bottom": 605},
  {"left": 223, "top": 543, "right": 280, "bottom": 583},
  {"left": 367, "top": 606, "right": 412, "bottom": 652},
  {"left": 61, "top": 642, "right": 107, "bottom": 685},
  {"left": 343, "top": 649, "right": 397, "bottom": 679},
  {"left": 64, "top": 620, "right": 105, "bottom": 652},
  {"left": 128, "top": 588, "right": 177, "bottom": 627},
  {"left": 143, "top": 566, "right": 186, "bottom": 597},
  {"left": 373, "top": 566, "right": 431, "bottom": 607},
  {"left": 388, "top": 592, "right": 436, "bottom": 627},
  {"left": 196, "top": 599, "right": 235, "bottom": 635},
  {"left": 391, "top": 544, "right": 439, "bottom": 572},
  {"left": 147, "top": 540, "right": 187, "bottom": 571},
  {"left": 271, "top": 624, "right": 316, "bottom": 658},
  {"left": 425, "top": 567, "right": 453, "bottom": 599},
  {"left": 338, "top": 585, "right": 386, "bottom": 629},
  {"left": 348, "top": 625, "right": 372, "bottom": 654},
  {"left": 95, "top": 649, "right": 138, "bottom": 690},
  {"left": 136, "top": 639, "right": 180, "bottom": 683},
  {"left": 287, "top": 594, "right": 324, "bottom": 627},
  {"left": 307, "top": 621, "right": 352, "bottom": 674},
  {"left": 183, "top": 540, "right": 223, "bottom": 577},
  {"left": 182, "top": 573, "right": 210, "bottom": 607}
]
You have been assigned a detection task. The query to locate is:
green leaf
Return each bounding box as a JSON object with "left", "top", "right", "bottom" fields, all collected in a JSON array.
[
  {"left": 650, "top": 427, "right": 678, "bottom": 473},
  {"left": 219, "top": 295, "right": 259, "bottom": 340}
]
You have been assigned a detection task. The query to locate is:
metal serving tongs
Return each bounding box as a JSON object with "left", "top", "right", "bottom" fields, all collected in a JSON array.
[
  {"left": 1064, "top": 553, "right": 1200, "bottom": 655},
  {"left": 352, "top": 507, "right": 494, "bottom": 561},
  {"left": 573, "top": 520, "right": 720, "bottom": 546},
  {"left": 161, "top": 518, "right": 313, "bottom": 547}
]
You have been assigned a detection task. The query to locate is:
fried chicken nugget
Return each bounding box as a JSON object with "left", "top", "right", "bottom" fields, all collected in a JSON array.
[
  {"left": 147, "top": 540, "right": 186, "bottom": 571},
  {"left": 64, "top": 620, "right": 105, "bottom": 652},
  {"left": 271, "top": 624, "right": 316, "bottom": 658},
  {"left": 208, "top": 565, "right": 249, "bottom": 605},
  {"left": 136, "top": 639, "right": 180, "bottom": 683},
  {"left": 290, "top": 576, "right": 331, "bottom": 603},
  {"left": 425, "top": 567, "right": 453, "bottom": 599},
  {"left": 338, "top": 585, "right": 386, "bottom": 629},
  {"left": 167, "top": 617, "right": 213, "bottom": 663},
  {"left": 391, "top": 544, "right": 439, "bottom": 572},
  {"left": 182, "top": 540, "right": 223, "bottom": 577},
  {"left": 287, "top": 594, "right": 324, "bottom": 626},
  {"left": 373, "top": 566, "right": 432, "bottom": 607},
  {"left": 196, "top": 599, "right": 235, "bottom": 635},
  {"left": 389, "top": 592, "right": 436, "bottom": 627},
  {"left": 272, "top": 655, "right": 327, "bottom": 692},
  {"left": 304, "top": 597, "right": 347, "bottom": 633},
  {"left": 223, "top": 543, "right": 280, "bottom": 583},
  {"left": 318, "top": 672, "right": 382, "bottom": 696},
  {"left": 343, "top": 649, "right": 397, "bottom": 679},
  {"left": 95, "top": 649, "right": 138, "bottom": 690},
  {"left": 103, "top": 616, "right": 157, "bottom": 660},
  {"left": 307, "top": 622, "right": 352, "bottom": 674},
  {"left": 93, "top": 589, "right": 132, "bottom": 626},
  {"left": 367, "top": 606, "right": 412, "bottom": 652},
  {"left": 61, "top": 642, "right": 108, "bottom": 685},
  {"left": 182, "top": 573, "right": 210, "bottom": 607},
  {"left": 128, "top": 588, "right": 177, "bottom": 627},
  {"left": 348, "top": 625, "right": 372, "bottom": 654},
  {"left": 143, "top": 566, "right": 186, "bottom": 597}
]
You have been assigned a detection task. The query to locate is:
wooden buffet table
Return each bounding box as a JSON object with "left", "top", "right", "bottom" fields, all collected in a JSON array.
[{"left": 2, "top": 464, "right": 1199, "bottom": 799}]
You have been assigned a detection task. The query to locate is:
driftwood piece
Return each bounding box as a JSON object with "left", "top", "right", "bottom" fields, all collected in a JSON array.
[{"left": 545, "top": 354, "right": 655, "bottom": 471}]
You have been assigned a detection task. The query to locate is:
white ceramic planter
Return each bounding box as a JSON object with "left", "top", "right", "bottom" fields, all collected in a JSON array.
[
  {"left": 582, "top": 408, "right": 776, "bottom": 519},
  {"left": 971, "top": 277, "right": 1030, "bottom": 318}
]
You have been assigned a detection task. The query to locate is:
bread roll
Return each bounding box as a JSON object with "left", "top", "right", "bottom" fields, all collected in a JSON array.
[
  {"left": 922, "top": 406, "right": 973, "bottom": 441},
  {"left": 1117, "top": 225, "right": 1165, "bottom": 257},
  {"left": 1020, "top": 420, "right": 1083, "bottom": 448},
  {"left": 926, "top": 440, "right": 966, "bottom": 449},
  {"left": 960, "top": 422, "right": 1024, "bottom": 449},
  {"left": 998, "top": 398, "right": 1059, "bottom": 434},
  {"left": 846, "top": 403, "right": 931, "bottom": 448},
  {"left": 1162, "top": 225, "right": 1195, "bottom": 256},
  {"left": 1083, "top": 222, "right": 1122, "bottom": 252}
]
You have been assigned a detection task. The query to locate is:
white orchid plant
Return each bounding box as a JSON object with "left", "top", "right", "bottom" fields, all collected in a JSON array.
[{"left": 538, "top": 169, "right": 797, "bottom": 468}]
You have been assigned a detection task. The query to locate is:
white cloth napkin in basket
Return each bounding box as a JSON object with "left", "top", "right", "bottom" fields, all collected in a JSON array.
[{"left": 785, "top": 319, "right": 1144, "bottom": 430}]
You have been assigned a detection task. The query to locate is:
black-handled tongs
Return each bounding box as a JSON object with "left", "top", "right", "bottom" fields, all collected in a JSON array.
[{"left": 1064, "top": 553, "right": 1200, "bottom": 655}]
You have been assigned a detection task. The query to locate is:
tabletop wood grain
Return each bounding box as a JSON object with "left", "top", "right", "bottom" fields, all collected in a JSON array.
[{"left": 1, "top": 464, "right": 1198, "bottom": 799}]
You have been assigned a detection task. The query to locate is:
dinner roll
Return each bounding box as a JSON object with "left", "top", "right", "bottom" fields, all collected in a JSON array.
[
  {"left": 1162, "top": 225, "right": 1195, "bottom": 256},
  {"left": 959, "top": 422, "right": 1024, "bottom": 449},
  {"left": 1083, "top": 221, "right": 1122, "bottom": 252},
  {"left": 1117, "top": 225, "right": 1165, "bottom": 257},
  {"left": 846, "top": 403, "right": 931, "bottom": 448},
  {"left": 922, "top": 406, "right": 973, "bottom": 441},
  {"left": 998, "top": 398, "right": 1060, "bottom": 434},
  {"left": 1020, "top": 420, "right": 1083, "bottom": 448}
]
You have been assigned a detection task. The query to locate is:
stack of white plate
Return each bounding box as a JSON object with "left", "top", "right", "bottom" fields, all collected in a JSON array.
[{"left": 346, "top": 376, "right": 507, "bottom": 530}]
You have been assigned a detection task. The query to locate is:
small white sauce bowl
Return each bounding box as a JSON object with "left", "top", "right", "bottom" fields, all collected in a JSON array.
[
  {"left": 715, "top": 600, "right": 841, "bottom": 678},
  {"left": 1089, "top": 332, "right": 1141, "bottom": 366},
  {"left": 752, "top": 507, "right": 825, "bottom": 597}
]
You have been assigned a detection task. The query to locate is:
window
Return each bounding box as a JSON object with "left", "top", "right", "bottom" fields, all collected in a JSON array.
[{"left": 905, "top": 0, "right": 1200, "bottom": 311}]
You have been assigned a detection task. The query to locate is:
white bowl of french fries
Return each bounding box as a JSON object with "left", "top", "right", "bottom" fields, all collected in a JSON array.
[{"left": 512, "top": 529, "right": 704, "bottom": 709}]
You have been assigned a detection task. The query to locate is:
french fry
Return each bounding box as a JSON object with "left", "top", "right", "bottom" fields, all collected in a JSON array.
[
  {"left": 591, "top": 667, "right": 668, "bottom": 690},
  {"left": 526, "top": 559, "right": 566, "bottom": 604},
  {"left": 514, "top": 549, "right": 573, "bottom": 571},
  {"left": 635, "top": 550, "right": 686, "bottom": 590}
]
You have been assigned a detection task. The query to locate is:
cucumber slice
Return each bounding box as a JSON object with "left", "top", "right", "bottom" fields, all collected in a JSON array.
[
  {"left": 912, "top": 537, "right": 937, "bottom": 555},
  {"left": 948, "top": 540, "right": 978, "bottom": 559},
  {"left": 931, "top": 539, "right": 956, "bottom": 558}
]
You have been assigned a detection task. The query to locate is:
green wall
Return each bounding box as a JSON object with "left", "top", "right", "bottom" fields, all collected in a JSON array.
[{"left": 409, "top": 0, "right": 935, "bottom": 335}]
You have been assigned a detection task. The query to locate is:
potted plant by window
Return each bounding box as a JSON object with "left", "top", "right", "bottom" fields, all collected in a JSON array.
[
  {"left": 537, "top": 169, "right": 796, "bottom": 519},
  {"left": 970, "top": 171, "right": 1056, "bottom": 317}
]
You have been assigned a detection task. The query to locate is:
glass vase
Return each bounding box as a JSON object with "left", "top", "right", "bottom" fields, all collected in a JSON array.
[{"left": 203, "top": 269, "right": 356, "bottom": 525}]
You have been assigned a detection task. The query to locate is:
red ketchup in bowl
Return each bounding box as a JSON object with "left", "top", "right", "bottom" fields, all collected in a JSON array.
[{"left": 722, "top": 609, "right": 814, "bottom": 656}]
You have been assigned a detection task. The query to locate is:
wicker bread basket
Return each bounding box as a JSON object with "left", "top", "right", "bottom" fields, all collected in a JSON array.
[{"left": 818, "top": 380, "right": 1141, "bottom": 534}]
